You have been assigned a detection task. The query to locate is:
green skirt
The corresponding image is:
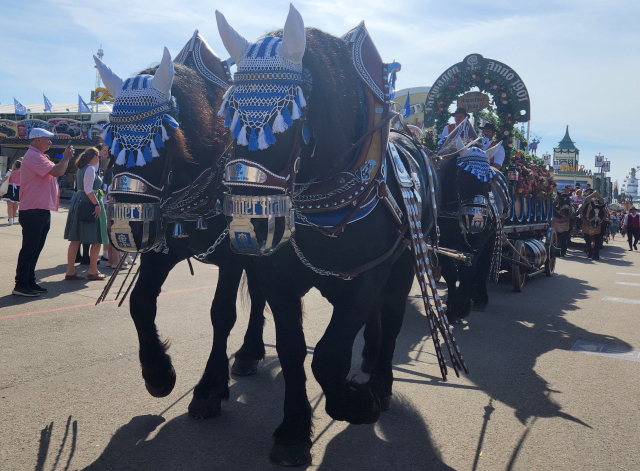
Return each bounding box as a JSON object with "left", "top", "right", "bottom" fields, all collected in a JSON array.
[{"left": 64, "top": 191, "right": 108, "bottom": 244}]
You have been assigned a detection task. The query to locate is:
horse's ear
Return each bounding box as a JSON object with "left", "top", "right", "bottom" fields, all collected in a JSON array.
[
  {"left": 216, "top": 10, "right": 251, "bottom": 65},
  {"left": 281, "top": 3, "right": 305, "bottom": 64},
  {"left": 485, "top": 140, "right": 503, "bottom": 160},
  {"left": 456, "top": 136, "right": 468, "bottom": 156},
  {"left": 151, "top": 47, "right": 174, "bottom": 96},
  {"left": 94, "top": 55, "right": 123, "bottom": 99}
]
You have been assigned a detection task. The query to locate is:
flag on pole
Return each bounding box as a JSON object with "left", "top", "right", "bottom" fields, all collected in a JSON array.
[
  {"left": 403, "top": 90, "right": 411, "bottom": 119},
  {"left": 78, "top": 95, "right": 91, "bottom": 113},
  {"left": 44, "top": 94, "right": 52, "bottom": 112},
  {"left": 14, "top": 98, "right": 27, "bottom": 116}
]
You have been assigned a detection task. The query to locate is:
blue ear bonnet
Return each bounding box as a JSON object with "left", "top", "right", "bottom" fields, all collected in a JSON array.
[
  {"left": 457, "top": 147, "right": 496, "bottom": 182},
  {"left": 102, "top": 74, "right": 180, "bottom": 168},
  {"left": 217, "top": 36, "right": 307, "bottom": 151}
]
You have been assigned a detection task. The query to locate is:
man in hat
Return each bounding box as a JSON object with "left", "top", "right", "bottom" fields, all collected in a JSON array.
[
  {"left": 621, "top": 206, "right": 639, "bottom": 251},
  {"left": 438, "top": 107, "right": 470, "bottom": 146},
  {"left": 13, "top": 128, "right": 73, "bottom": 297},
  {"left": 479, "top": 122, "right": 505, "bottom": 170}
]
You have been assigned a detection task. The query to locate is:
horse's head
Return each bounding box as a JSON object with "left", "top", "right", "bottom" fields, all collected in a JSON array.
[
  {"left": 438, "top": 137, "right": 498, "bottom": 241},
  {"left": 216, "top": 5, "right": 363, "bottom": 255},
  {"left": 95, "top": 47, "right": 225, "bottom": 252},
  {"left": 554, "top": 192, "right": 574, "bottom": 218}
]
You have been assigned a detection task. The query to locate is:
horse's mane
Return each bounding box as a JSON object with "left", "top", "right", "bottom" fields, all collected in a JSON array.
[
  {"left": 266, "top": 28, "right": 364, "bottom": 177},
  {"left": 137, "top": 63, "right": 226, "bottom": 168},
  {"left": 435, "top": 154, "right": 461, "bottom": 202}
]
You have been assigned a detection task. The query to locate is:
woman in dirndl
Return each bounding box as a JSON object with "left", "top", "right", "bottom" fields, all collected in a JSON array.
[
  {"left": 610, "top": 212, "right": 619, "bottom": 240},
  {"left": 1, "top": 160, "right": 21, "bottom": 225},
  {"left": 63, "top": 147, "right": 108, "bottom": 280}
]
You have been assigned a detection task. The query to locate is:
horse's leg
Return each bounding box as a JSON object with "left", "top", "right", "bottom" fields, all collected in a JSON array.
[
  {"left": 312, "top": 283, "right": 381, "bottom": 426},
  {"left": 450, "top": 262, "right": 474, "bottom": 319},
  {"left": 188, "top": 258, "right": 244, "bottom": 418},
  {"left": 268, "top": 290, "right": 312, "bottom": 466},
  {"left": 232, "top": 263, "right": 267, "bottom": 376},
  {"left": 593, "top": 234, "right": 601, "bottom": 260},
  {"left": 360, "top": 309, "right": 381, "bottom": 374},
  {"left": 440, "top": 257, "right": 460, "bottom": 323},
  {"left": 472, "top": 235, "right": 494, "bottom": 312},
  {"left": 368, "top": 251, "right": 414, "bottom": 411},
  {"left": 129, "top": 250, "right": 183, "bottom": 397}
]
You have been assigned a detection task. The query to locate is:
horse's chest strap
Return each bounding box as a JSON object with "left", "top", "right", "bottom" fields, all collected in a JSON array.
[{"left": 377, "top": 180, "right": 403, "bottom": 225}]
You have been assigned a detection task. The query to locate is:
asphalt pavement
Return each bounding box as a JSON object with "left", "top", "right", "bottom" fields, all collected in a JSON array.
[{"left": 1, "top": 205, "right": 639, "bottom": 470}]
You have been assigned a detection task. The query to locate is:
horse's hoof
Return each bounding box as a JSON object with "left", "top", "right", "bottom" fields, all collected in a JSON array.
[
  {"left": 360, "top": 357, "right": 375, "bottom": 374},
  {"left": 231, "top": 357, "right": 260, "bottom": 376},
  {"left": 269, "top": 442, "right": 312, "bottom": 467},
  {"left": 446, "top": 314, "right": 462, "bottom": 325},
  {"left": 326, "top": 382, "right": 381, "bottom": 425},
  {"left": 144, "top": 365, "right": 176, "bottom": 398},
  {"left": 188, "top": 395, "right": 222, "bottom": 419},
  {"left": 472, "top": 301, "right": 487, "bottom": 312}
]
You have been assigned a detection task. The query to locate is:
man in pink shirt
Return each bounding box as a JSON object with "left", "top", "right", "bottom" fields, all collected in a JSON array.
[{"left": 13, "top": 128, "right": 73, "bottom": 297}]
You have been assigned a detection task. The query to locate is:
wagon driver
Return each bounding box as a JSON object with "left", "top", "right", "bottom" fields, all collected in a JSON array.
[
  {"left": 479, "top": 122, "right": 505, "bottom": 170},
  {"left": 438, "top": 107, "right": 470, "bottom": 146}
]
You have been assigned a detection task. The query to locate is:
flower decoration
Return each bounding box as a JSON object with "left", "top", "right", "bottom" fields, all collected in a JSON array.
[{"left": 449, "top": 85, "right": 455, "bottom": 90}]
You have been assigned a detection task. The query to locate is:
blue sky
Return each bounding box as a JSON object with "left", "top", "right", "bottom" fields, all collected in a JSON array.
[{"left": 1, "top": 0, "right": 638, "bottom": 185}]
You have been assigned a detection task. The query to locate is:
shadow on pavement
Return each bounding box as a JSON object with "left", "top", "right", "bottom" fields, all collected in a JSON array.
[
  {"left": 80, "top": 355, "right": 450, "bottom": 470},
  {"left": 35, "top": 416, "right": 78, "bottom": 471},
  {"left": 401, "top": 274, "right": 631, "bottom": 426}
]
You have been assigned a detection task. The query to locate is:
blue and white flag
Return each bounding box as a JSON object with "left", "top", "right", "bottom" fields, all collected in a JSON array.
[
  {"left": 14, "top": 98, "right": 26, "bottom": 116},
  {"left": 43, "top": 94, "right": 52, "bottom": 112},
  {"left": 403, "top": 90, "right": 411, "bottom": 119},
  {"left": 78, "top": 95, "right": 91, "bottom": 113}
]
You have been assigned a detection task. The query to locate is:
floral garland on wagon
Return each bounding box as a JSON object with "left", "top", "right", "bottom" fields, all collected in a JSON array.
[
  {"left": 511, "top": 152, "right": 557, "bottom": 199},
  {"left": 429, "top": 68, "right": 523, "bottom": 167}
]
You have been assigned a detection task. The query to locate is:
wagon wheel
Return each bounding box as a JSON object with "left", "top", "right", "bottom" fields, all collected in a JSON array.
[
  {"left": 511, "top": 240, "right": 527, "bottom": 292},
  {"left": 429, "top": 252, "right": 442, "bottom": 282},
  {"left": 545, "top": 227, "right": 557, "bottom": 277}
]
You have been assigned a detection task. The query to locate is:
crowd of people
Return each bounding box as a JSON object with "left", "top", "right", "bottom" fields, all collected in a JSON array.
[{"left": 5, "top": 128, "right": 133, "bottom": 298}]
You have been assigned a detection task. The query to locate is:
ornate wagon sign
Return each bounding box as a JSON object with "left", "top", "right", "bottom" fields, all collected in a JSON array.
[{"left": 423, "top": 54, "right": 530, "bottom": 164}]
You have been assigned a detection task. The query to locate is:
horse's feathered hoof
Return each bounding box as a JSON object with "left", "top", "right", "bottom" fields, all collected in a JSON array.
[
  {"left": 231, "top": 357, "right": 260, "bottom": 376},
  {"left": 376, "top": 392, "right": 391, "bottom": 411},
  {"left": 269, "top": 443, "right": 311, "bottom": 466},
  {"left": 472, "top": 301, "right": 487, "bottom": 312},
  {"left": 326, "top": 382, "right": 381, "bottom": 425},
  {"left": 188, "top": 395, "right": 222, "bottom": 418},
  {"left": 144, "top": 365, "right": 176, "bottom": 398},
  {"left": 270, "top": 442, "right": 312, "bottom": 467}
]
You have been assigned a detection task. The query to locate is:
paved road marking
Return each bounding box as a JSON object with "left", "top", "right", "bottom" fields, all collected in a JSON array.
[
  {"left": 571, "top": 340, "right": 640, "bottom": 362},
  {"left": 614, "top": 281, "right": 640, "bottom": 287},
  {"left": 602, "top": 296, "right": 640, "bottom": 305},
  {"left": 616, "top": 272, "right": 640, "bottom": 277},
  {"left": 0, "top": 285, "right": 216, "bottom": 321}
]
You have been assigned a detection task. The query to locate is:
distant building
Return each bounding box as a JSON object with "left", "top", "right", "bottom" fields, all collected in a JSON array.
[
  {"left": 552, "top": 126, "right": 593, "bottom": 190},
  {"left": 392, "top": 87, "right": 431, "bottom": 129}
]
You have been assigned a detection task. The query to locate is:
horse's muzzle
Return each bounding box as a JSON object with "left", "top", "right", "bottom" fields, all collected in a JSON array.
[
  {"left": 107, "top": 202, "right": 165, "bottom": 253},
  {"left": 223, "top": 193, "right": 295, "bottom": 256},
  {"left": 459, "top": 195, "right": 490, "bottom": 234}
]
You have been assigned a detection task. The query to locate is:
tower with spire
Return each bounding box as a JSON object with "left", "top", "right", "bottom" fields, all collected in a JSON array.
[{"left": 553, "top": 125, "right": 579, "bottom": 168}]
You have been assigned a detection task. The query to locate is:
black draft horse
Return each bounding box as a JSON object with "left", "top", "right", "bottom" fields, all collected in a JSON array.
[
  {"left": 552, "top": 191, "right": 577, "bottom": 256},
  {"left": 210, "top": 8, "right": 443, "bottom": 465},
  {"left": 580, "top": 192, "right": 608, "bottom": 260},
  {"left": 95, "top": 48, "right": 267, "bottom": 417},
  {"left": 435, "top": 135, "right": 501, "bottom": 322}
]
